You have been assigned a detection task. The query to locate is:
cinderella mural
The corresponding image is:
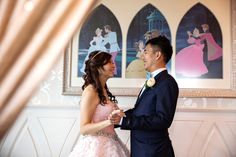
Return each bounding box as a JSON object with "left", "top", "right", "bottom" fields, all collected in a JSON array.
[{"left": 175, "top": 3, "right": 223, "bottom": 78}]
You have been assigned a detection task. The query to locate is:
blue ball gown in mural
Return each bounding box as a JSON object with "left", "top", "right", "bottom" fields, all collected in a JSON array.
[{"left": 80, "top": 28, "right": 107, "bottom": 73}]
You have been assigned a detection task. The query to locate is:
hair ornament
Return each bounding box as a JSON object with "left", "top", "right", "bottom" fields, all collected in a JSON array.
[{"left": 90, "top": 51, "right": 103, "bottom": 60}]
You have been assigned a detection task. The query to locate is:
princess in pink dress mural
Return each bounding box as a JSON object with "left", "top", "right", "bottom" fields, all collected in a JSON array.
[
  {"left": 175, "top": 28, "right": 208, "bottom": 77},
  {"left": 200, "top": 24, "right": 222, "bottom": 61}
]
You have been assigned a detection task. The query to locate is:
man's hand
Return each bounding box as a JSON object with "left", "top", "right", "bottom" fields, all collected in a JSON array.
[{"left": 108, "top": 110, "right": 125, "bottom": 125}]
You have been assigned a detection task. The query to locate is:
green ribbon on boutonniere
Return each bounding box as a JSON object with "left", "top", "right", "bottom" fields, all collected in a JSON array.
[{"left": 145, "top": 77, "right": 156, "bottom": 88}]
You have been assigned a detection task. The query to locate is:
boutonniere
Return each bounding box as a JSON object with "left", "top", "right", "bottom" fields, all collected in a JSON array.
[{"left": 145, "top": 77, "right": 156, "bottom": 88}]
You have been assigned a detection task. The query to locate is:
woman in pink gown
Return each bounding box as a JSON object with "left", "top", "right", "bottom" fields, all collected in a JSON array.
[
  {"left": 69, "top": 51, "right": 129, "bottom": 157},
  {"left": 175, "top": 28, "right": 208, "bottom": 77}
]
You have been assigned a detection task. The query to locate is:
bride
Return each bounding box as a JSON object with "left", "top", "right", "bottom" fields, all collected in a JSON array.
[{"left": 69, "top": 51, "right": 129, "bottom": 157}]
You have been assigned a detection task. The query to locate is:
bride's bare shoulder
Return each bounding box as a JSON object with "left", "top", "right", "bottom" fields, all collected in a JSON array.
[{"left": 82, "top": 85, "right": 98, "bottom": 99}]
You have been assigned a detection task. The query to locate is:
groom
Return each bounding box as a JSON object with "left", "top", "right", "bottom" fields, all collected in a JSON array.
[{"left": 111, "top": 36, "right": 179, "bottom": 157}]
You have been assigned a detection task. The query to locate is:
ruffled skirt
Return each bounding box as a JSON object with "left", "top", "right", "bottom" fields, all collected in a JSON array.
[{"left": 68, "top": 131, "right": 130, "bottom": 157}]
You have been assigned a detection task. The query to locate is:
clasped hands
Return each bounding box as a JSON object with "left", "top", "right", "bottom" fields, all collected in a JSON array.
[{"left": 108, "top": 109, "right": 126, "bottom": 125}]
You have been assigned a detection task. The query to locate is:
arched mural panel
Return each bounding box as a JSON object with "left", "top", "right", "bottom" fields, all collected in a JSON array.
[
  {"left": 175, "top": 3, "right": 223, "bottom": 79},
  {"left": 78, "top": 4, "right": 122, "bottom": 77},
  {"left": 126, "top": 4, "right": 171, "bottom": 78}
]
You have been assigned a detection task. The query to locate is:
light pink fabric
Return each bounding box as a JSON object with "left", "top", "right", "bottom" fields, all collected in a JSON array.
[
  {"left": 68, "top": 101, "right": 130, "bottom": 157},
  {"left": 176, "top": 37, "right": 208, "bottom": 77}
]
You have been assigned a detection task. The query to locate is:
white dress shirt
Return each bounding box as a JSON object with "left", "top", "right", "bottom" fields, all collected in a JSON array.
[{"left": 139, "top": 67, "right": 167, "bottom": 97}]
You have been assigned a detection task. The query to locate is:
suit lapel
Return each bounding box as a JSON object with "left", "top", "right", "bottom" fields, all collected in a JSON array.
[
  {"left": 135, "top": 85, "right": 150, "bottom": 107},
  {"left": 134, "top": 70, "right": 168, "bottom": 108},
  {"left": 135, "top": 86, "right": 145, "bottom": 107},
  {"left": 137, "top": 86, "right": 145, "bottom": 98}
]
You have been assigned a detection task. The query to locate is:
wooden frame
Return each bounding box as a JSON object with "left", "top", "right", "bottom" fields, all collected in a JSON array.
[{"left": 63, "top": 0, "right": 236, "bottom": 97}]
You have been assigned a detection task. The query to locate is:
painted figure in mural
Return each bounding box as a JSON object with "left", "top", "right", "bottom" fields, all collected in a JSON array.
[
  {"left": 144, "top": 29, "right": 160, "bottom": 42},
  {"left": 175, "top": 28, "right": 208, "bottom": 77},
  {"left": 80, "top": 28, "right": 107, "bottom": 73},
  {"left": 69, "top": 51, "right": 129, "bottom": 157},
  {"left": 126, "top": 40, "right": 146, "bottom": 78},
  {"left": 109, "top": 36, "right": 179, "bottom": 157},
  {"left": 135, "top": 40, "right": 145, "bottom": 59},
  {"left": 103, "top": 25, "right": 120, "bottom": 75},
  {"left": 125, "top": 30, "right": 161, "bottom": 78},
  {"left": 200, "top": 24, "right": 222, "bottom": 61}
]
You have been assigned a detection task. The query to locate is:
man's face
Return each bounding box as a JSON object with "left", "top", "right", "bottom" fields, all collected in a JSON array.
[{"left": 143, "top": 44, "right": 158, "bottom": 72}]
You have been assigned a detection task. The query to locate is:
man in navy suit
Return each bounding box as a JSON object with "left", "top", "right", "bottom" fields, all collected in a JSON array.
[{"left": 111, "top": 36, "right": 179, "bottom": 157}]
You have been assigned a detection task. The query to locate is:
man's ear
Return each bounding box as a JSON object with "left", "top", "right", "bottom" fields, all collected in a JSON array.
[{"left": 155, "top": 51, "right": 162, "bottom": 60}]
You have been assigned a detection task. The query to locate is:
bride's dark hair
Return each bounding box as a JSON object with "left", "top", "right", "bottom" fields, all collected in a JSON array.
[{"left": 82, "top": 51, "right": 118, "bottom": 105}]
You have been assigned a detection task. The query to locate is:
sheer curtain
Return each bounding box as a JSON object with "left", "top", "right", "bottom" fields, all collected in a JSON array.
[{"left": 0, "top": 0, "right": 97, "bottom": 140}]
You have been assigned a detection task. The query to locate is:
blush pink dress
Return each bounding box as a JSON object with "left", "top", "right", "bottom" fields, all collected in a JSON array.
[
  {"left": 175, "top": 37, "right": 208, "bottom": 77},
  {"left": 68, "top": 101, "right": 130, "bottom": 157}
]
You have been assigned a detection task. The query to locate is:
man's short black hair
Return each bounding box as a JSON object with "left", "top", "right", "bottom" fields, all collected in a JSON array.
[{"left": 145, "top": 36, "right": 173, "bottom": 63}]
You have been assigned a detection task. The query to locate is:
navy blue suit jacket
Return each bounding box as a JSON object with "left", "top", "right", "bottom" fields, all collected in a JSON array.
[{"left": 121, "top": 70, "right": 179, "bottom": 157}]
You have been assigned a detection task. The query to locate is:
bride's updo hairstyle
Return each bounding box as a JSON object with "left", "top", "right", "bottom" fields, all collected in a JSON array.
[{"left": 82, "top": 51, "right": 117, "bottom": 105}]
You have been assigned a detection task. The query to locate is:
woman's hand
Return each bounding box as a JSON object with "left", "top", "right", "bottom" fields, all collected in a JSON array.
[
  {"left": 111, "top": 109, "right": 126, "bottom": 117},
  {"left": 108, "top": 109, "right": 126, "bottom": 125}
]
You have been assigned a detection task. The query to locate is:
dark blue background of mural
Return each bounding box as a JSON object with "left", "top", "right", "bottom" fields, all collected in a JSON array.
[
  {"left": 126, "top": 4, "right": 172, "bottom": 74},
  {"left": 78, "top": 5, "right": 122, "bottom": 77},
  {"left": 176, "top": 3, "right": 223, "bottom": 79}
]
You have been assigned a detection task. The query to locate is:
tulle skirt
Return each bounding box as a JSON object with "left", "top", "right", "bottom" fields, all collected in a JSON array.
[{"left": 68, "top": 131, "right": 130, "bottom": 157}]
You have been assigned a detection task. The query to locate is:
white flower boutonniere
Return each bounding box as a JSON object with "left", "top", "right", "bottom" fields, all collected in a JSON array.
[{"left": 145, "top": 77, "right": 156, "bottom": 88}]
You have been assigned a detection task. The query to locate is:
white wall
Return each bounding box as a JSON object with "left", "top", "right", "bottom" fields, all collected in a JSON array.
[{"left": 0, "top": 105, "right": 236, "bottom": 157}]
